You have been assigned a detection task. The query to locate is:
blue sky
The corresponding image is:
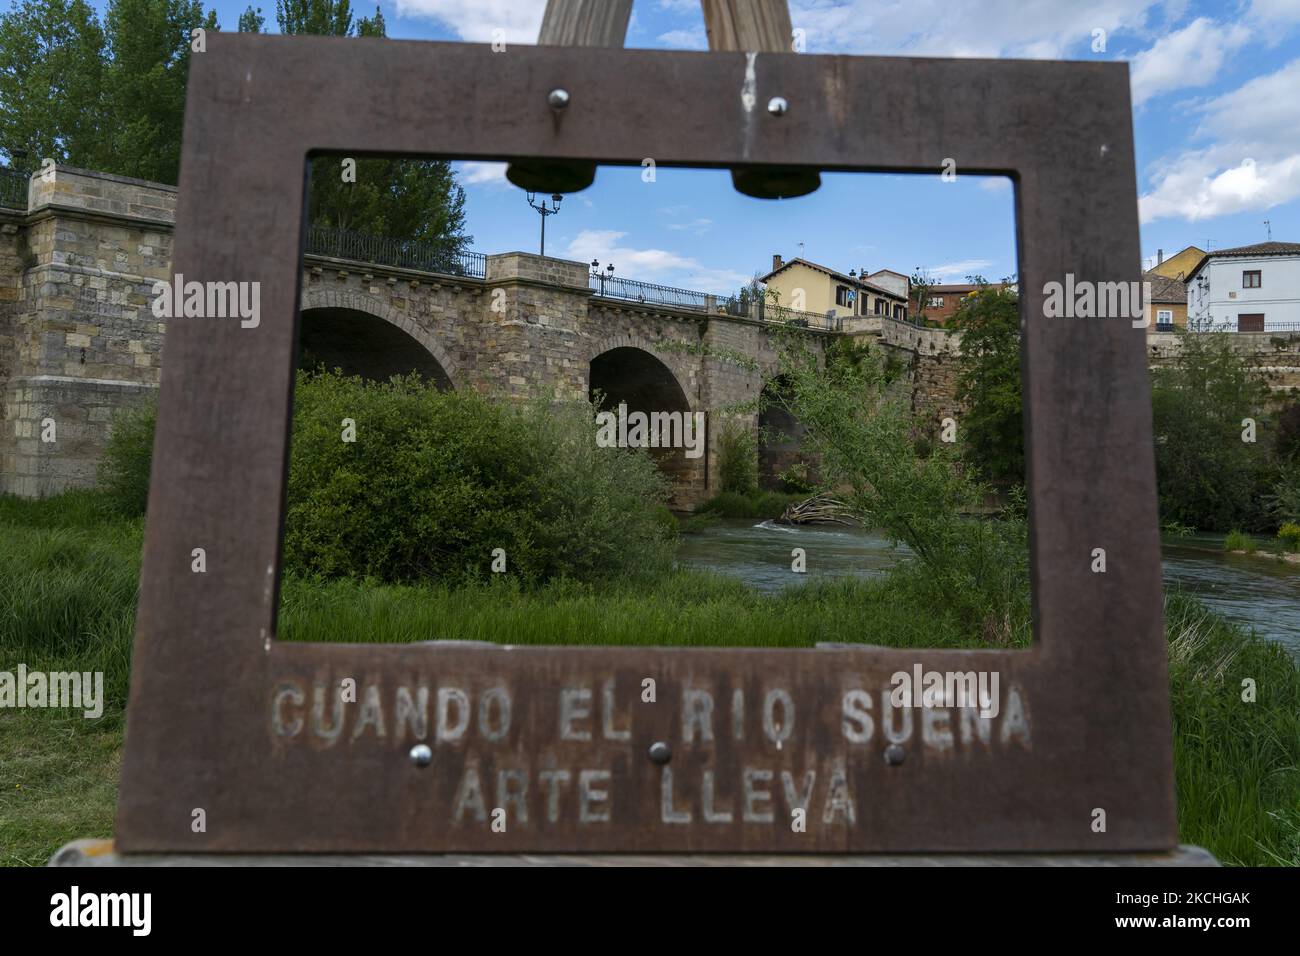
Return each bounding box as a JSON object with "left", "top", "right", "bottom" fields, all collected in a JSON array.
[{"left": 119, "top": 0, "right": 1300, "bottom": 293}]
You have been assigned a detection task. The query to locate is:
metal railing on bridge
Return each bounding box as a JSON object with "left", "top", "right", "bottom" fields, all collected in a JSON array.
[
  {"left": 589, "top": 272, "right": 713, "bottom": 311},
  {"left": 0, "top": 166, "right": 27, "bottom": 210},
  {"left": 717, "top": 295, "right": 843, "bottom": 331},
  {"left": 1176, "top": 321, "right": 1300, "bottom": 334},
  {"left": 305, "top": 225, "right": 486, "bottom": 278},
  {"left": 588, "top": 274, "right": 842, "bottom": 331}
]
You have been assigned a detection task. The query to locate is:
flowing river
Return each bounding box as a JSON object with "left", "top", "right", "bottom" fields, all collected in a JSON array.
[{"left": 677, "top": 519, "right": 1300, "bottom": 660}]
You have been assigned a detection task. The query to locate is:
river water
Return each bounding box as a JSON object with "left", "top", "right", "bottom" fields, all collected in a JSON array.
[{"left": 677, "top": 520, "right": 1300, "bottom": 659}]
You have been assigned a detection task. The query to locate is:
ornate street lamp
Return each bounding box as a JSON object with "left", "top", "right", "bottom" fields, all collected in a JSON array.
[
  {"left": 526, "top": 191, "right": 564, "bottom": 256},
  {"left": 590, "top": 259, "right": 615, "bottom": 296}
]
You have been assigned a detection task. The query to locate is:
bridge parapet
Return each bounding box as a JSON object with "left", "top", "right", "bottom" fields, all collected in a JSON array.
[
  {"left": 486, "top": 251, "right": 590, "bottom": 289},
  {"left": 880, "top": 314, "right": 961, "bottom": 356}
]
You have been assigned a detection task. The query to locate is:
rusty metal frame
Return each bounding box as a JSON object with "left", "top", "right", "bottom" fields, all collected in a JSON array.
[{"left": 116, "top": 33, "right": 1175, "bottom": 853}]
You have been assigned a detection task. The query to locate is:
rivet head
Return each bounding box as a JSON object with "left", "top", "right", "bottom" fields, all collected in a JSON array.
[
  {"left": 767, "top": 96, "right": 788, "bottom": 116},
  {"left": 409, "top": 744, "right": 433, "bottom": 767},
  {"left": 547, "top": 88, "right": 571, "bottom": 110},
  {"left": 648, "top": 741, "right": 672, "bottom": 765},
  {"left": 884, "top": 744, "right": 905, "bottom": 766}
]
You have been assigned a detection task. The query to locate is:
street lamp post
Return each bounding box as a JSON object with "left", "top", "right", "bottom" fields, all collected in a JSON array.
[
  {"left": 527, "top": 191, "right": 563, "bottom": 256},
  {"left": 590, "top": 260, "right": 615, "bottom": 296}
]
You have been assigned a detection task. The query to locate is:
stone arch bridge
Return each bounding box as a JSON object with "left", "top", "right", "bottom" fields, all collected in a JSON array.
[{"left": 1, "top": 167, "right": 852, "bottom": 509}]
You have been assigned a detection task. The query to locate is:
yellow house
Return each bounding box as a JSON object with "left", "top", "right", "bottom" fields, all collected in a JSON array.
[
  {"left": 1148, "top": 245, "right": 1205, "bottom": 281},
  {"left": 1144, "top": 271, "right": 1187, "bottom": 330},
  {"left": 759, "top": 255, "right": 909, "bottom": 322}
]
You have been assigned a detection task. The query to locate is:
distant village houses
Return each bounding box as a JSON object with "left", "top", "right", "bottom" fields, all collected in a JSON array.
[
  {"left": 1186, "top": 241, "right": 1300, "bottom": 331},
  {"left": 760, "top": 254, "right": 910, "bottom": 331}
]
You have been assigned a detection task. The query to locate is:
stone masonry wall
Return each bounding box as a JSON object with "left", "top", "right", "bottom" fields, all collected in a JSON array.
[
  {"left": 2, "top": 166, "right": 1013, "bottom": 509},
  {"left": 1, "top": 167, "right": 173, "bottom": 496}
]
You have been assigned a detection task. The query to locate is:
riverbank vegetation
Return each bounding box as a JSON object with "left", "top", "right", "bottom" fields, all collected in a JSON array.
[
  {"left": 4, "top": 337, "right": 1297, "bottom": 867},
  {"left": 1151, "top": 324, "right": 1294, "bottom": 535},
  {"left": 945, "top": 283, "right": 1298, "bottom": 537},
  {"left": 2, "top": 490, "right": 1296, "bottom": 865}
]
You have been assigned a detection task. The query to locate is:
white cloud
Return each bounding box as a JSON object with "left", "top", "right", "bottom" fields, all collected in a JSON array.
[
  {"left": 786, "top": 0, "right": 1159, "bottom": 59},
  {"left": 1140, "top": 58, "right": 1300, "bottom": 221},
  {"left": 394, "top": 0, "right": 546, "bottom": 43},
  {"left": 979, "top": 177, "right": 1013, "bottom": 192},
  {"left": 565, "top": 229, "right": 695, "bottom": 274},
  {"left": 563, "top": 229, "right": 746, "bottom": 292},
  {"left": 1249, "top": 0, "right": 1300, "bottom": 25},
  {"left": 926, "top": 259, "right": 995, "bottom": 282},
  {"left": 657, "top": 27, "right": 707, "bottom": 50},
  {"left": 1140, "top": 154, "right": 1300, "bottom": 221},
  {"left": 1129, "top": 18, "right": 1251, "bottom": 105},
  {"left": 666, "top": 217, "right": 713, "bottom": 236},
  {"left": 457, "top": 161, "right": 508, "bottom": 187}
]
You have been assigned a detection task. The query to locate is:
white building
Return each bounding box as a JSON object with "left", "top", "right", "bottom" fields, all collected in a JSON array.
[{"left": 1186, "top": 241, "right": 1300, "bottom": 330}]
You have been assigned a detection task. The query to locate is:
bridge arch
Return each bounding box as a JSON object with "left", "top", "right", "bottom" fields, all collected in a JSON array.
[
  {"left": 758, "top": 375, "right": 814, "bottom": 491},
  {"left": 587, "top": 342, "right": 704, "bottom": 509},
  {"left": 298, "top": 286, "right": 459, "bottom": 389}
]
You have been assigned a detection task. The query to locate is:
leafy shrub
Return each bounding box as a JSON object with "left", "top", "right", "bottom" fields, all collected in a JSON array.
[
  {"left": 283, "top": 371, "right": 675, "bottom": 586},
  {"left": 1151, "top": 327, "right": 1273, "bottom": 531},
  {"left": 779, "top": 337, "right": 1030, "bottom": 642},
  {"left": 1265, "top": 460, "right": 1300, "bottom": 527},
  {"left": 95, "top": 372, "right": 676, "bottom": 586},
  {"left": 699, "top": 489, "right": 799, "bottom": 519},
  {"left": 99, "top": 395, "right": 158, "bottom": 515},
  {"left": 1224, "top": 529, "right": 1257, "bottom": 553},
  {"left": 716, "top": 419, "right": 758, "bottom": 495},
  {"left": 1276, "top": 401, "right": 1300, "bottom": 462},
  {"left": 777, "top": 460, "right": 815, "bottom": 494},
  {"left": 950, "top": 284, "right": 1024, "bottom": 489},
  {"left": 1278, "top": 522, "right": 1300, "bottom": 553}
]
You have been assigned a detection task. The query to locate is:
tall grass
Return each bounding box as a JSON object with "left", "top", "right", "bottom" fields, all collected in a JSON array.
[
  {"left": 1, "top": 493, "right": 1297, "bottom": 865},
  {"left": 278, "top": 570, "right": 999, "bottom": 650},
  {"left": 1165, "top": 591, "right": 1300, "bottom": 866}
]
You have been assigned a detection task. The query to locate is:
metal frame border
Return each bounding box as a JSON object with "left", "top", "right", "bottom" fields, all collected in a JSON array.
[{"left": 116, "top": 33, "right": 1175, "bottom": 853}]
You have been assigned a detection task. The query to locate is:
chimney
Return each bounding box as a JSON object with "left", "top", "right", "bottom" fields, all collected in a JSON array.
[
  {"left": 1157, "top": 249, "right": 1164, "bottom": 265},
  {"left": 772, "top": 254, "right": 783, "bottom": 271}
]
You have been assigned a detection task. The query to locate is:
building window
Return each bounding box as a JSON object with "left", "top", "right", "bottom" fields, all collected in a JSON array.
[
  {"left": 1156, "top": 309, "right": 1173, "bottom": 329},
  {"left": 1243, "top": 270, "right": 1261, "bottom": 288},
  {"left": 835, "top": 285, "right": 851, "bottom": 307},
  {"left": 1238, "top": 313, "right": 1265, "bottom": 332},
  {"left": 928, "top": 296, "right": 944, "bottom": 308}
]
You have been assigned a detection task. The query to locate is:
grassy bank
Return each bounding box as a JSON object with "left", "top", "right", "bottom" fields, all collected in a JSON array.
[{"left": 2, "top": 492, "right": 1297, "bottom": 866}]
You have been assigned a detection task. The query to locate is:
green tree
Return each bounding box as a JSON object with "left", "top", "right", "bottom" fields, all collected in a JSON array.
[
  {"left": 0, "top": 0, "right": 108, "bottom": 169},
  {"left": 276, "top": 1, "right": 470, "bottom": 254},
  {"left": 777, "top": 337, "right": 1030, "bottom": 642},
  {"left": 103, "top": 0, "right": 216, "bottom": 183},
  {"left": 275, "top": 0, "right": 351, "bottom": 35},
  {"left": 909, "top": 267, "right": 938, "bottom": 326},
  {"left": 237, "top": 5, "right": 265, "bottom": 31},
  {"left": 950, "top": 281, "right": 1023, "bottom": 488},
  {"left": 1151, "top": 324, "right": 1273, "bottom": 531}
]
